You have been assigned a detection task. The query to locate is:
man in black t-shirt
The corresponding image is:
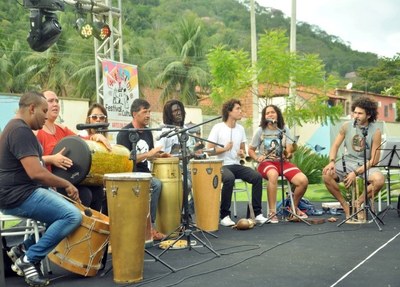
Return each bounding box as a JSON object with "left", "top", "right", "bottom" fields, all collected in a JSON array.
[
  {"left": 116, "top": 98, "right": 164, "bottom": 241},
  {"left": 0, "top": 91, "right": 82, "bottom": 287}
]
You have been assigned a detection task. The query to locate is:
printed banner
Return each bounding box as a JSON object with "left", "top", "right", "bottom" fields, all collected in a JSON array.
[{"left": 102, "top": 60, "right": 139, "bottom": 121}]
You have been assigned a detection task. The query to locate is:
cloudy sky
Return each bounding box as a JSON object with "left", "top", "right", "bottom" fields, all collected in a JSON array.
[{"left": 257, "top": 0, "right": 399, "bottom": 58}]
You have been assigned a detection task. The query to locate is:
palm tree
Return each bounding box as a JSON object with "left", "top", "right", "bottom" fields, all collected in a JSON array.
[{"left": 143, "top": 16, "right": 209, "bottom": 105}]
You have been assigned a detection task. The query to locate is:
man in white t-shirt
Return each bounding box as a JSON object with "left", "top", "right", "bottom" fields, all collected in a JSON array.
[{"left": 207, "top": 99, "right": 268, "bottom": 226}]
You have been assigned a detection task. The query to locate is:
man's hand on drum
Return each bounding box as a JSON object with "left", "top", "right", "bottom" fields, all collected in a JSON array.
[
  {"left": 50, "top": 147, "right": 73, "bottom": 170},
  {"left": 343, "top": 171, "right": 357, "bottom": 189},
  {"left": 147, "top": 146, "right": 163, "bottom": 159},
  {"left": 90, "top": 133, "right": 112, "bottom": 151},
  {"left": 65, "top": 184, "right": 80, "bottom": 201}
]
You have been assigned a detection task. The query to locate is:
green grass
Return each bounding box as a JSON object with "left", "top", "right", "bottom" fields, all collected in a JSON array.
[{"left": 3, "top": 220, "right": 21, "bottom": 229}]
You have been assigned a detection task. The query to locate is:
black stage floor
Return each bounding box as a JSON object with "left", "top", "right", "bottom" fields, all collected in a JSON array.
[{"left": 4, "top": 202, "right": 400, "bottom": 287}]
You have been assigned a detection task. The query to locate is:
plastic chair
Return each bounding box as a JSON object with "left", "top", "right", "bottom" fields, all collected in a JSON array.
[
  {"left": 0, "top": 212, "right": 51, "bottom": 273},
  {"left": 232, "top": 179, "right": 251, "bottom": 217}
]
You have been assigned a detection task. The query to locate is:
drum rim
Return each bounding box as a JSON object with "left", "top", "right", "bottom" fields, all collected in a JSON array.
[
  {"left": 52, "top": 136, "right": 92, "bottom": 185},
  {"left": 103, "top": 172, "right": 152, "bottom": 180}
]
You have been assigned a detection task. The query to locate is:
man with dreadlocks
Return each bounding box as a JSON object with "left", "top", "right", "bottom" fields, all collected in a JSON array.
[{"left": 155, "top": 99, "right": 196, "bottom": 216}]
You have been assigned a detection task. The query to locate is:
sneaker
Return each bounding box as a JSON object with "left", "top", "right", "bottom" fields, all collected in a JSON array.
[
  {"left": 7, "top": 244, "right": 25, "bottom": 263},
  {"left": 220, "top": 216, "right": 235, "bottom": 227},
  {"left": 12, "top": 256, "right": 49, "bottom": 287},
  {"left": 268, "top": 213, "right": 279, "bottom": 224},
  {"left": 255, "top": 214, "right": 269, "bottom": 224}
]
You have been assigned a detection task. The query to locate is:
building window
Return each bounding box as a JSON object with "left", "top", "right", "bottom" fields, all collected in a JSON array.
[{"left": 384, "top": 105, "right": 389, "bottom": 117}]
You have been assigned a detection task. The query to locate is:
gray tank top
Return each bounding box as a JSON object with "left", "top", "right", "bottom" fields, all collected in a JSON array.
[{"left": 343, "top": 121, "right": 379, "bottom": 164}]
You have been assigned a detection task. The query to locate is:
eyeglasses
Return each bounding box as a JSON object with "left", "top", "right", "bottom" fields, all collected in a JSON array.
[{"left": 88, "top": 114, "right": 107, "bottom": 121}]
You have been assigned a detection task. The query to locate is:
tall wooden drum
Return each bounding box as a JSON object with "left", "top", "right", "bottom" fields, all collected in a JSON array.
[
  {"left": 152, "top": 157, "right": 182, "bottom": 235},
  {"left": 103, "top": 172, "right": 151, "bottom": 283},
  {"left": 190, "top": 159, "right": 223, "bottom": 232}
]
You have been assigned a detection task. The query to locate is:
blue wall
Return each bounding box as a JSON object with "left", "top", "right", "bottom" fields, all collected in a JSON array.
[{"left": 0, "top": 94, "right": 20, "bottom": 133}]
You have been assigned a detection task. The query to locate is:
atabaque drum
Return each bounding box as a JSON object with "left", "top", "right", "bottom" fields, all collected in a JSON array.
[
  {"left": 52, "top": 136, "right": 133, "bottom": 186},
  {"left": 103, "top": 172, "right": 151, "bottom": 283},
  {"left": 152, "top": 157, "right": 182, "bottom": 235},
  {"left": 48, "top": 204, "right": 110, "bottom": 277},
  {"left": 190, "top": 159, "right": 223, "bottom": 232}
]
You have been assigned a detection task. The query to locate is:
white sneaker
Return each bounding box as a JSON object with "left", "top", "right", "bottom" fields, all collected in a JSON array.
[
  {"left": 220, "top": 216, "right": 235, "bottom": 227},
  {"left": 255, "top": 214, "right": 268, "bottom": 224}
]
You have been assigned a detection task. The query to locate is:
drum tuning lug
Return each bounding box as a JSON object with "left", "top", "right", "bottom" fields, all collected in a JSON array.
[
  {"left": 133, "top": 185, "right": 140, "bottom": 197},
  {"left": 111, "top": 186, "right": 118, "bottom": 197}
]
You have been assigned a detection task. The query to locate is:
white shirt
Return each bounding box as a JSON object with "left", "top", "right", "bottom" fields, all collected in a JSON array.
[{"left": 207, "top": 122, "right": 247, "bottom": 166}]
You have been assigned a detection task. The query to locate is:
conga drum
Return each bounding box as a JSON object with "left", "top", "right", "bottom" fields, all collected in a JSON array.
[
  {"left": 52, "top": 136, "right": 133, "bottom": 186},
  {"left": 190, "top": 159, "right": 223, "bottom": 232},
  {"left": 48, "top": 205, "right": 110, "bottom": 277},
  {"left": 152, "top": 157, "right": 182, "bottom": 235},
  {"left": 103, "top": 172, "right": 151, "bottom": 283}
]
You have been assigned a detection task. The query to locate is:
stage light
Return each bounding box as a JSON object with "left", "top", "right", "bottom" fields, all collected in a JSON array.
[
  {"left": 75, "top": 18, "right": 93, "bottom": 39},
  {"left": 23, "top": 0, "right": 64, "bottom": 11},
  {"left": 92, "top": 21, "right": 111, "bottom": 41},
  {"left": 27, "top": 9, "right": 62, "bottom": 52},
  {"left": 24, "top": 0, "right": 64, "bottom": 52}
]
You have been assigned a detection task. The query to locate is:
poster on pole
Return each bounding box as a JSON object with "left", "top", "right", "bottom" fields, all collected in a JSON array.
[{"left": 102, "top": 60, "right": 139, "bottom": 122}]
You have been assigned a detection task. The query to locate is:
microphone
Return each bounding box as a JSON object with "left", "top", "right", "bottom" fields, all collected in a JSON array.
[
  {"left": 266, "top": 118, "right": 277, "bottom": 124},
  {"left": 156, "top": 128, "right": 176, "bottom": 141},
  {"left": 353, "top": 119, "right": 357, "bottom": 128},
  {"left": 76, "top": 123, "right": 110, "bottom": 130}
]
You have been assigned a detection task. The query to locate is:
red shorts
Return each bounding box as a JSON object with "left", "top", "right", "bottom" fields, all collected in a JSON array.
[{"left": 257, "top": 161, "right": 301, "bottom": 181}]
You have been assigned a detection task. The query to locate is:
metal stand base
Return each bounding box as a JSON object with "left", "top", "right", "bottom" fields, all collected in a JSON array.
[
  {"left": 378, "top": 204, "right": 400, "bottom": 220},
  {"left": 338, "top": 203, "right": 385, "bottom": 231},
  {"left": 158, "top": 221, "right": 220, "bottom": 257}
]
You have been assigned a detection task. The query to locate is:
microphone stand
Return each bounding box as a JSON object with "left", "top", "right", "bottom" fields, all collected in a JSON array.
[
  {"left": 377, "top": 144, "right": 400, "bottom": 218},
  {"left": 158, "top": 118, "right": 221, "bottom": 257},
  {"left": 260, "top": 126, "right": 310, "bottom": 226},
  {"left": 338, "top": 125, "right": 384, "bottom": 230}
]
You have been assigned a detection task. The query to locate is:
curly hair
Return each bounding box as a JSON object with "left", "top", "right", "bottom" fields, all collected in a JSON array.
[
  {"left": 259, "top": 105, "right": 285, "bottom": 129},
  {"left": 163, "top": 99, "right": 186, "bottom": 126},
  {"left": 222, "top": 99, "right": 241, "bottom": 122},
  {"left": 351, "top": 96, "right": 378, "bottom": 122}
]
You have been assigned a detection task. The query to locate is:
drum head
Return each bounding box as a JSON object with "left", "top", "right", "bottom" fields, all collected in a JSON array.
[{"left": 52, "top": 136, "right": 91, "bottom": 185}]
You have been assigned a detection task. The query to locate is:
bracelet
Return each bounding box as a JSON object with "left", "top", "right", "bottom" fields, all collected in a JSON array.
[
  {"left": 330, "top": 158, "right": 335, "bottom": 163},
  {"left": 353, "top": 170, "right": 358, "bottom": 176}
]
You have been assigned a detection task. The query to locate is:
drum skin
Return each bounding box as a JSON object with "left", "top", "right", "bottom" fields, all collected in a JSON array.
[
  {"left": 48, "top": 206, "right": 110, "bottom": 277},
  {"left": 152, "top": 157, "right": 182, "bottom": 235},
  {"left": 104, "top": 172, "right": 151, "bottom": 283},
  {"left": 52, "top": 136, "right": 133, "bottom": 186},
  {"left": 190, "top": 159, "right": 223, "bottom": 232}
]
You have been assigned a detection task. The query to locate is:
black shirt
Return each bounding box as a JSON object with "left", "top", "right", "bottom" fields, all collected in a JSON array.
[
  {"left": 116, "top": 122, "right": 154, "bottom": 173},
  {"left": 0, "top": 119, "right": 43, "bottom": 208}
]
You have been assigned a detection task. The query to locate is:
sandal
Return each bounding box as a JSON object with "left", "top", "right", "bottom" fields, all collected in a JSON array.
[
  {"left": 296, "top": 208, "right": 308, "bottom": 219},
  {"left": 268, "top": 212, "right": 279, "bottom": 224},
  {"left": 286, "top": 207, "right": 308, "bottom": 219}
]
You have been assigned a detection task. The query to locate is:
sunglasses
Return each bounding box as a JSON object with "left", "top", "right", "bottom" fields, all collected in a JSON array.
[{"left": 88, "top": 114, "right": 107, "bottom": 120}]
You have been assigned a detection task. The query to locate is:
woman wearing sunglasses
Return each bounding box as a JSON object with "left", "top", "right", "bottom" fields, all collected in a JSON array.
[{"left": 79, "top": 103, "right": 109, "bottom": 140}]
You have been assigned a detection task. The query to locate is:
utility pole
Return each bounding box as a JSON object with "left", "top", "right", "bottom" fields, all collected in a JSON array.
[
  {"left": 64, "top": 0, "right": 123, "bottom": 103},
  {"left": 250, "top": 0, "right": 260, "bottom": 134},
  {"left": 289, "top": 0, "right": 297, "bottom": 133}
]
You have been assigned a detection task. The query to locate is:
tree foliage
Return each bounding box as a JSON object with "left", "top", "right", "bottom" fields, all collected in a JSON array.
[
  {"left": 0, "top": 0, "right": 388, "bottom": 106},
  {"left": 208, "top": 29, "right": 343, "bottom": 126}
]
